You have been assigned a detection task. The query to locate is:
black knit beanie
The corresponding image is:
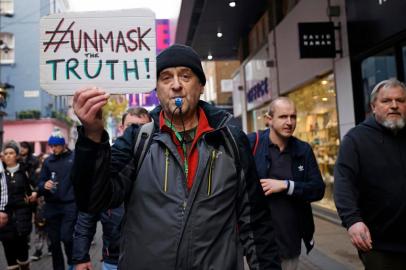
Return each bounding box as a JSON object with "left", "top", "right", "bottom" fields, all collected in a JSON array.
[{"left": 157, "top": 44, "right": 206, "bottom": 86}]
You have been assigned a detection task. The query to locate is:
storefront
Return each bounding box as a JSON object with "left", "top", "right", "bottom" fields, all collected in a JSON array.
[
  {"left": 346, "top": 0, "right": 406, "bottom": 123},
  {"left": 287, "top": 73, "right": 339, "bottom": 210},
  {"left": 243, "top": 45, "right": 273, "bottom": 131}
]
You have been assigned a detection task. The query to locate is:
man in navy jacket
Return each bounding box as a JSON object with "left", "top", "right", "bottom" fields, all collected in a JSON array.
[
  {"left": 248, "top": 97, "right": 325, "bottom": 270},
  {"left": 38, "top": 130, "right": 77, "bottom": 270}
]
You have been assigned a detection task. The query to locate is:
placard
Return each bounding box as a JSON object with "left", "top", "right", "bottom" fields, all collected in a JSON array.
[{"left": 40, "top": 9, "right": 156, "bottom": 95}]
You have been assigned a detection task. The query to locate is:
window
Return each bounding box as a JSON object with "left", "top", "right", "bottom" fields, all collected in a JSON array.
[
  {"left": 361, "top": 48, "right": 396, "bottom": 114},
  {"left": 402, "top": 45, "right": 406, "bottom": 80},
  {"left": 0, "top": 0, "right": 14, "bottom": 16},
  {"left": 0, "top": 32, "right": 15, "bottom": 64}
]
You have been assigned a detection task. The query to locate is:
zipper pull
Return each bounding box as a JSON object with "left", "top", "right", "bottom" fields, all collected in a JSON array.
[
  {"left": 183, "top": 200, "right": 187, "bottom": 210},
  {"left": 207, "top": 150, "right": 216, "bottom": 196}
]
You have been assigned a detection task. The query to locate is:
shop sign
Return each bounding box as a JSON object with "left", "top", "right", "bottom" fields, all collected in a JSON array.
[
  {"left": 40, "top": 9, "right": 156, "bottom": 96},
  {"left": 244, "top": 45, "right": 271, "bottom": 111},
  {"left": 247, "top": 78, "right": 268, "bottom": 103},
  {"left": 298, "top": 22, "right": 336, "bottom": 58}
]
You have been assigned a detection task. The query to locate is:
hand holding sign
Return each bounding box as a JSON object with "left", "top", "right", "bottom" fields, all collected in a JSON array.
[
  {"left": 40, "top": 9, "right": 156, "bottom": 96},
  {"left": 73, "top": 87, "right": 109, "bottom": 142}
]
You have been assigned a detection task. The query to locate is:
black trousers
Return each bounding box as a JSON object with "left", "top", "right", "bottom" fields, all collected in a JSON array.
[
  {"left": 359, "top": 249, "right": 406, "bottom": 270},
  {"left": 1, "top": 234, "right": 29, "bottom": 266}
]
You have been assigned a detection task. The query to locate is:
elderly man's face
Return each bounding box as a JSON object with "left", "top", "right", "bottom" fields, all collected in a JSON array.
[
  {"left": 156, "top": 66, "right": 203, "bottom": 119},
  {"left": 371, "top": 86, "right": 406, "bottom": 131}
]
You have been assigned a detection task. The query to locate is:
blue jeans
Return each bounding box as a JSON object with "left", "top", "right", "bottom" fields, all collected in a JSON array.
[{"left": 103, "top": 262, "right": 118, "bottom": 270}]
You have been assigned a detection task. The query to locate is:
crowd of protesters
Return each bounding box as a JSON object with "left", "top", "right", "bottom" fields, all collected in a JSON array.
[
  {"left": 0, "top": 44, "right": 405, "bottom": 270},
  {"left": 0, "top": 106, "right": 153, "bottom": 270}
]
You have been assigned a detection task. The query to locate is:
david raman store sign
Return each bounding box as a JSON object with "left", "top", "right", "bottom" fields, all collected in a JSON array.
[{"left": 40, "top": 9, "right": 156, "bottom": 95}]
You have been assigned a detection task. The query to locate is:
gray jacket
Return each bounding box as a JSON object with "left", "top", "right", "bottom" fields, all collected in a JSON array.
[{"left": 72, "top": 101, "right": 281, "bottom": 270}]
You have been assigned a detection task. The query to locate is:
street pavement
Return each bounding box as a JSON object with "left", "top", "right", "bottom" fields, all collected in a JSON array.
[
  {"left": 298, "top": 217, "right": 362, "bottom": 270},
  {"left": 1, "top": 216, "right": 363, "bottom": 269}
]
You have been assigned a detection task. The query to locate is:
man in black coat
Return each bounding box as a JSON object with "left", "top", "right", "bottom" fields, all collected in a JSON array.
[{"left": 334, "top": 78, "right": 406, "bottom": 269}]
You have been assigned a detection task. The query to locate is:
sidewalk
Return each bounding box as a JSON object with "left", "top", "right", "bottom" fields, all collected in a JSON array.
[
  {"left": 0, "top": 225, "right": 103, "bottom": 270},
  {"left": 299, "top": 216, "right": 363, "bottom": 270},
  {"left": 1, "top": 216, "right": 363, "bottom": 269}
]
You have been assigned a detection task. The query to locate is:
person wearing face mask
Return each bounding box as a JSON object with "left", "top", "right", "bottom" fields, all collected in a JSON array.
[
  {"left": 0, "top": 141, "right": 36, "bottom": 270},
  {"left": 334, "top": 78, "right": 406, "bottom": 269},
  {"left": 71, "top": 44, "right": 281, "bottom": 270}
]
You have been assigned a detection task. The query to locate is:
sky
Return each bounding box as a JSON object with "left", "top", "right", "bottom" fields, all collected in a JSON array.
[{"left": 68, "top": 0, "right": 182, "bottom": 19}]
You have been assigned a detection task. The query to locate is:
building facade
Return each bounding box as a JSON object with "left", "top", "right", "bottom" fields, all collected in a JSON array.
[
  {"left": 0, "top": 0, "right": 70, "bottom": 120},
  {"left": 346, "top": 0, "right": 406, "bottom": 123},
  {"left": 1, "top": 0, "right": 70, "bottom": 151}
]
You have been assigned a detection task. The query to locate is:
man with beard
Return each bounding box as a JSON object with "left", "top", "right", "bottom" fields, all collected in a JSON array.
[{"left": 334, "top": 78, "right": 406, "bottom": 269}]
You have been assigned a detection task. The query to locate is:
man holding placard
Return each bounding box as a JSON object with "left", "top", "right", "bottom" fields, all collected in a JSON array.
[{"left": 71, "top": 44, "right": 281, "bottom": 269}]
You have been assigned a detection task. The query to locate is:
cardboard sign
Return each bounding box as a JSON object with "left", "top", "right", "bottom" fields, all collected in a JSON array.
[{"left": 40, "top": 9, "right": 156, "bottom": 95}]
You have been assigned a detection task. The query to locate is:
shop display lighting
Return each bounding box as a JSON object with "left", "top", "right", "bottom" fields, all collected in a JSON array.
[{"left": 229, "top": 1, "right": 236, "bottom": 7}]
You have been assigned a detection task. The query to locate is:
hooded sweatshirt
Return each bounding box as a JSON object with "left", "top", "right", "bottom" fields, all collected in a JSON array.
[{"left": 334, "top": 116, "right": 406, "bottom": 253}]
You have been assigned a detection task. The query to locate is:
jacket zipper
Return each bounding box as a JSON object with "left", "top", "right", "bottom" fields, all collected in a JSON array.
[
  {"left": 207, "top": 150, "right": 216, "bottom": 196},
  {"left": 164, "top": 147, "right": 169, "bottom": 192}
]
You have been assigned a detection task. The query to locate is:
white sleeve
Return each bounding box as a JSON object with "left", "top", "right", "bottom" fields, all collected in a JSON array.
[{"left": 0, "top": 163, "right": 8, "bottom": 211}]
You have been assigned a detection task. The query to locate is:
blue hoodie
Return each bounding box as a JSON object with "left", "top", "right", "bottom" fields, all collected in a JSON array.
[{"left": 38, "top": 149, "right": 75, "bottom": 203}]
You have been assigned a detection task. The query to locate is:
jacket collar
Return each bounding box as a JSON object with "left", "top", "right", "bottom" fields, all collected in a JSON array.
[
  {"left": 261, "top": 128, "right": 306, "bottom": 158},
  {"left": 49, "top": 149, "right": 71, "bottom": 161},
  {"left": 150, "top": 100, "right": 232, "bottom": 131}
]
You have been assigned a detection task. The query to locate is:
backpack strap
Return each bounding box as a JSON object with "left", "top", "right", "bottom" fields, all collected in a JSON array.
[
  {"left": 133, "top": 119, "right": 154, "bottom": 175},
  {"left": 221, "top": 128, "right": 241, "bottom": 173},
  {"left": 252, "top": 131, "right": 259, "bottom": 156}
]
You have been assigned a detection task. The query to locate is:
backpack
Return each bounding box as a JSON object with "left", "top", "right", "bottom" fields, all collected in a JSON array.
[
  {"left": 132, "top": 121, "right": 242, "bottom": 177},
  {"left": 251, "top": 131, "right": 260, "bottom": 156},
  {"left": 132, "top": 120, "right": 155, "bottom": 175}
]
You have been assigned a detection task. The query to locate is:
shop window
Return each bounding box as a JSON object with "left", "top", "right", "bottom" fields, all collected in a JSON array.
[
  {"left": 361, "top": 48, "right": 396, "bottom": 114},
  {"left": 0, "top": 0, "right": 14, "bottom": 16},
  {"left": 402, "top": 45, "right": 406, "bottom": 81},
  {"left": 288, "top": 74, "right": 339, "bottom": 211},
  {"left": 0, "top": 32, "right": 15, "bottom": 64}
]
